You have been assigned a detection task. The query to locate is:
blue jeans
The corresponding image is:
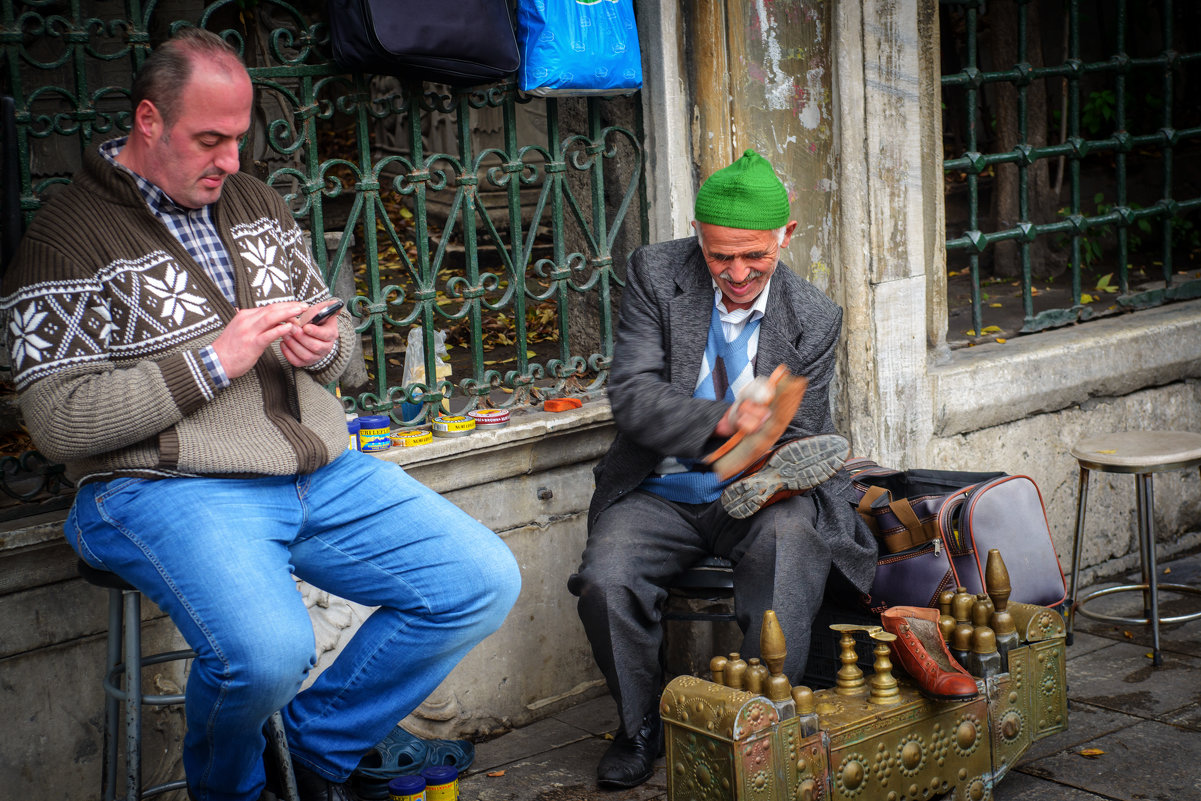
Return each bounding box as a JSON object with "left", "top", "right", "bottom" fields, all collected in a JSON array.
[{"left": 67, "top": 450, "right": 521, "bottom": 801}]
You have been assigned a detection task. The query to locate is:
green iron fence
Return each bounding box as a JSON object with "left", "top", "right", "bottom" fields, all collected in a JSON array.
[
  {"left": 0, "top": 0, "right": 646, "bottom": 521},
  {"left": 941, "top": 0, "right": 1201, "bottom": 340}
]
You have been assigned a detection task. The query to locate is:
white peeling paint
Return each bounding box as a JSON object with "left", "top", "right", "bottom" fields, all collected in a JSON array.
[
  {"left": 798, "top": 66, "right": 824, "bottom": 129},
  {"left": 754, "top": 0, "right": 794, "bottom": 110}
]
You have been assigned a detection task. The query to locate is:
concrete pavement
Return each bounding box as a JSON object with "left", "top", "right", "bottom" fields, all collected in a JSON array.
[{"left": 456, "top": 549, "right": 1201, "bottom": 801}]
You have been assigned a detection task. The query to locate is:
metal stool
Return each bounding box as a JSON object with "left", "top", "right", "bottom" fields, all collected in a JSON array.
[
  {"left": 1067, "top": 431, "right": 1201, "bottom": 665},
  {"left": 77, "top": 560, "right": 300, "bottom": 801}
]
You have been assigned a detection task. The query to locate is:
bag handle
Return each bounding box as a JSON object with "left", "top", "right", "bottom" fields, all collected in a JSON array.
[{"left": 856, "top": 486, "right": 941, "bottom": 554}]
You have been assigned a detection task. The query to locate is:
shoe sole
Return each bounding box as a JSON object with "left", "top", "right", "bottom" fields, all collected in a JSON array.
[
  {"left": 597, "top": 764, "right": 655, "bottom": 790},
  {"left": 720, "top": 434, "right": 849, "bottom": 519}
]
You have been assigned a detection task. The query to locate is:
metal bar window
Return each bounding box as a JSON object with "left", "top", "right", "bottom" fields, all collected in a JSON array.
[
  {"left": 0, "top": 0, "right": 646, "bottom": 521},
  {"left": 941, "top": 0, "right": 1201, "bottom": 342}
]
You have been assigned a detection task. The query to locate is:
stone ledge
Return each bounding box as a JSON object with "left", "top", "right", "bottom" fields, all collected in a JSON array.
[
  {"left": 0, "top": 400, "right": 617, "bottom": 552},
  {"left": 930, "top": 298, "right": 1201, "bottom": 437}
]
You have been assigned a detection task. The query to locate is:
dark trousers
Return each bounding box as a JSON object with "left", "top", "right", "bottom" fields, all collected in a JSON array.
[{"left": 573, "top": 489, "right": 831, "bottom": 736}]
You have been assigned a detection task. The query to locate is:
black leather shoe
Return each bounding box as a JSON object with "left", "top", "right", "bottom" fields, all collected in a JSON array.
[
  {"left": 597, "top": 711, "right": 662, "bottom": 790},
  {"left": 292, "top": 760, "right": 358, "bottom": 801}
]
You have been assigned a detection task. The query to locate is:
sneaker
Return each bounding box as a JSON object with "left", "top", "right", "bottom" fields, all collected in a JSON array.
[{"left": 720, "top": 434, "right": 849, "bottom": 519}]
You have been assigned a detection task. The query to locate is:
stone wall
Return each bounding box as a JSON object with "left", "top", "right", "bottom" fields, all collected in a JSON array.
[{"left": 0, "top": 404, "right": 614, "bottom": 798}]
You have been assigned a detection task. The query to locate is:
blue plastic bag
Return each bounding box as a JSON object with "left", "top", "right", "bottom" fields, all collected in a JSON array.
[{"left": 517, "top": 0, "right": 642, "bottom": 96}]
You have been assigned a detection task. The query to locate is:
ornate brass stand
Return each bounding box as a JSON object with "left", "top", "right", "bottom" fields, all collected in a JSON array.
[{"left": 660, "top": 550, "right": 1067, "bottom": 801}]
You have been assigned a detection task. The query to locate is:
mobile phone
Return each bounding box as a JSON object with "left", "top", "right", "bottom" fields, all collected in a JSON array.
[{"left": 309, "top": 299, "right": 345, "bottom": 325}]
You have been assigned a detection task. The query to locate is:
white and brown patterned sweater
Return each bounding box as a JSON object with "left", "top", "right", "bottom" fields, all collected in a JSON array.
[{"left": 2, "top": 145, "right": 356, "bottom": 484}]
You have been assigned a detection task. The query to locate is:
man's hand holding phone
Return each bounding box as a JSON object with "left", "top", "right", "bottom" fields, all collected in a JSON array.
[{"left": 280, "top": 299, "right": 344, "bottom": 367}]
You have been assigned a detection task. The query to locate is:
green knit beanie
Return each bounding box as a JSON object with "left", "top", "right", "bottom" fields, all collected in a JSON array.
[{"left": 694, "top": 149, "right": 790, "bottom": 230}]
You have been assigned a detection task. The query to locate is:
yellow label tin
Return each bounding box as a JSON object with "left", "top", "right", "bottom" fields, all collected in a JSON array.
[
  {"left": 431, "top": 415, "right": 476, "bottom": 438},
  {"left": 391, "top": 429, "right": 433, "bottom": 447}
]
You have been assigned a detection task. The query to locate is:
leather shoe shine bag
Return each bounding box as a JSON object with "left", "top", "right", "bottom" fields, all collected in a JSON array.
[{"left": 849, "top": 460, "right": 1067, "bottom": 612}]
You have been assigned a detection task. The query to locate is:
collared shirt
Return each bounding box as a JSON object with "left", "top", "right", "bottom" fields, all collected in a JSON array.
[
  {"left": 100, "top": 138, "right": 232, "bottom": 388},
  {"left": 711, "top": 277, "right": 772, "bottom": 344}
]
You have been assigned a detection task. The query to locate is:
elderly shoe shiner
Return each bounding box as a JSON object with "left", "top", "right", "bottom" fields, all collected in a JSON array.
[{"left": 570, "top": 149, "right": 877, "bottom": 789}]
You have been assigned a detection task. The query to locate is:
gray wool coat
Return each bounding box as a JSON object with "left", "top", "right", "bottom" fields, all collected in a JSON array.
[{"left": 588, "top": 236, "right": 878, "bottom": 595}]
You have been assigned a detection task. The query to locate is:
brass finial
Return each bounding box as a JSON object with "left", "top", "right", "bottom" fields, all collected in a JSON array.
[
  {"left": 761, "top": 610, "right": 787, "bottom": 674},
  {"left": 985, "top": 548, "right": 1012, "bottom": 612},
  {"left": 986, "top": 549, "right": 1019, "bottom": 671},
  {"left": 831, "top": 624, "right": 867, "bottom": 696},
  {"left": 760, "top": 611, "right": 793, "bottom": 701},
  {"left": 867, "top": 631, "right": 901, "bottom": 705}
]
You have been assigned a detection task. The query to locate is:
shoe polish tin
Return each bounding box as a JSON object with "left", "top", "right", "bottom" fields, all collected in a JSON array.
[
  {"left": 431, "top": 415, "right": 475, "bottom": 438},
  {"left": 468, "top": 408, "right": 509, "bottom": 429}
]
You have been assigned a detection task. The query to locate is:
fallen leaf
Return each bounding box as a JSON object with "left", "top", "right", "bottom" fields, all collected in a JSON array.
[
  {"left": 1096, "top": 449, "right": 1118, "bottom": 454},
  {"left": 487, "top": 770, "right": 506, "bottom": 778},
  {"left": 981, "top": 325, "right": 1002, "bottom": 334},
  {"left": 1123, "top": 631, "right": 1133, "bottom": 639},
  {"left": 989, "top": 302, "right": 1003, "bottom": 308},
  {"left": 1079, "top": 748, "right": 1105, "bottom": 758},
  {"left": 1164, "top": 567, "right": 1172, "bottom": 574},
  {"left": 995, "top": 337, "right": 1007, "bottom": 344},
  {"left": 1145, "top": 652, "right": 1155, "bottom": 659}
]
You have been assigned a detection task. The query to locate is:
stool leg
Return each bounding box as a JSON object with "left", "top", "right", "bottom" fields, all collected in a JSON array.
[
  {"left": 1066, "top": 465, "right": 1091, "bottom": 645},
  {"left": 122, "top": 589, "right": 142, "bottom": 801},
  {"left": 1136, "top": 472, "right": 1164, "bottom": 667},
  {"left": 266, "top": 711, "right": 301, "bottom": 801},
  {"left": 102, "top": 588, "right": 123, "bottom": 801}
]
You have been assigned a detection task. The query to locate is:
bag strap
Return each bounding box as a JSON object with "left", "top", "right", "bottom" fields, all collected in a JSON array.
[
  {"left": 881, "top": 499, "right": 933, "bottom": 553},
  {"left": 856, "top": 485, "right": 942, "bottom": 554}
]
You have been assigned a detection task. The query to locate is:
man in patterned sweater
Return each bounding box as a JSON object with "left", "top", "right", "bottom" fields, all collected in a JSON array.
[
  {"left": 2, "top": 28, "right": 519, "bottom": 801},
  {"left": 571, "top": 150, "right": 878, "bottom": 789}
]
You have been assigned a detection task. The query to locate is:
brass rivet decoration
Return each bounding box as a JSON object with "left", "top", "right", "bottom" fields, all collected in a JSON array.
[
  {"left": 956, "top": 720, "right": 978, "bottom": 751},
  {"left": 840, "top": 758, "right": 865, "bottom": 791},
  {"left": 901, "top": 740, "right": 923, "bottom": 770}
]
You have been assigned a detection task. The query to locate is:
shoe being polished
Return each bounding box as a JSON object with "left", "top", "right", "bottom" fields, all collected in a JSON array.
[
  {"left": 720, "top": 434, "right": 850, "bottom": 519},
  {"left": 597, "top": 710, "right": 663, "bottom": 789},
  {"left": 880, "top": 606, "right": 978, "bottom": 701}
]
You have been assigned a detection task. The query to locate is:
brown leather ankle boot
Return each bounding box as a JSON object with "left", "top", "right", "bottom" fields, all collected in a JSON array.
[{"left": 880, "top": 606, "right": 979, "bottom": 701}]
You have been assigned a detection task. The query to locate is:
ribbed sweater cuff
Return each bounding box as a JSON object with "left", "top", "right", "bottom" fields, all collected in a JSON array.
[{"left": 158, "top": 350, "right": 219, "bottom": 416}]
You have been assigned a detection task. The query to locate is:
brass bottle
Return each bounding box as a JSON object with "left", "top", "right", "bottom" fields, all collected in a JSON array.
[
  {"left": 938, "top": 589, "right": 957, "bottom": 643},
  {"left": 791, "top": 686, "right": 820, "bottom": 736},
  {"left": 950, "top": 590, "right": 975, "bottom": 668},
  {"left": 746, "top": 658, "right": 769, "bottom": 696},
  {"left": 726, "top": 652, "right": 747, "bottom": 690},
  {"left": 709, "top": 654, "right": 728, "bottom": 686}
]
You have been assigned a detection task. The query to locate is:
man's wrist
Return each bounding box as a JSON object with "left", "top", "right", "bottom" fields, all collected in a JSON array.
[{"left": 199, "top": 345, "right": 231, "bottom": 389}]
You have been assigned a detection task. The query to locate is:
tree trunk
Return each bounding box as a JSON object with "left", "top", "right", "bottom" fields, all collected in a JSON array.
[{"left": 988, "top": 1, "right": 1068, "bottom": 278}]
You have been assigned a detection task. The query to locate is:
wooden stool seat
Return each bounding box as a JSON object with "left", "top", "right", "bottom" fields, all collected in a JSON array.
[
  {"left": 1066, "top": 431, "right": 1201, "bottom": 666},
  {"left": 1071, "top": 430, "right": 1201, "bottom": 473}
]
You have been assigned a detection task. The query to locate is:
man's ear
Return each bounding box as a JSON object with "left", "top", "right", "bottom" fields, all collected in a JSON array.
[
  {"left": 780, "top": 220, "right": 799, "bottom": 248},
  {"left": 129, "top": 99, "right": 163, "bottom": 142}
]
